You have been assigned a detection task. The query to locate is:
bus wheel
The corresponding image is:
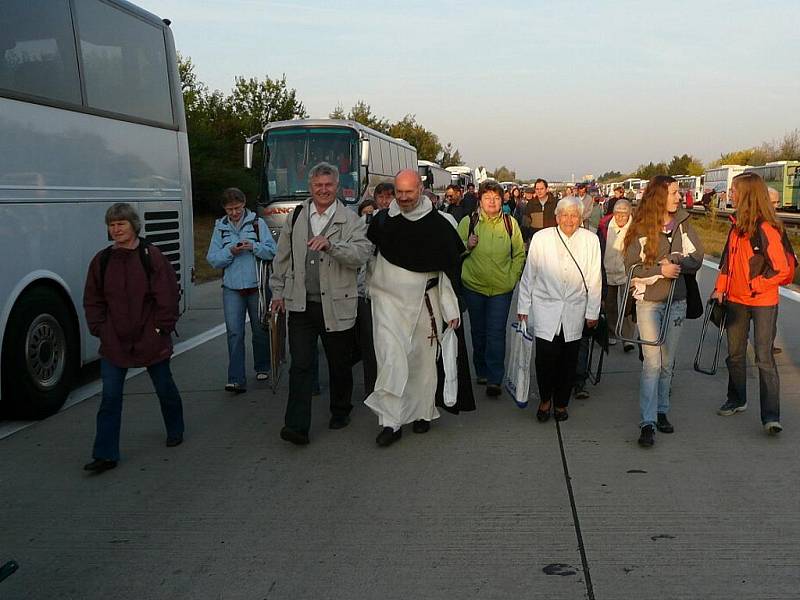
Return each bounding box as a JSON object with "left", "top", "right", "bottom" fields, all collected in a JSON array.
[{"left": 1, "top": 288, "right": 79, "bottom": 419}]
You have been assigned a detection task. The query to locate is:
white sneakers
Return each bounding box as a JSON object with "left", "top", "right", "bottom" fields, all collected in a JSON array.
[{"left": 764, "top": 421, "right": 783, "bottom": 435}]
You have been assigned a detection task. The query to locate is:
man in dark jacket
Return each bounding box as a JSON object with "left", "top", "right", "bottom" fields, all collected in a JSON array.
[
  {"left": 82, "top": 203, "right": 184, "bottom": 473},
  {"left": 522, "top": 178, "right": 557, "bottom": 243},
  {"left": 444, "top": 184, "right": 470, "bottom": 224}
]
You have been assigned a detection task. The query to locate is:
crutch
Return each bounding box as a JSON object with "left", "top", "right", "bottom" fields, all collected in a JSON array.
[
  {"left": 693, "top": 299, "right": 727, "bottom": 375},
  {"left": 615, "top": 262, "right": 677, "bottom": 346}
]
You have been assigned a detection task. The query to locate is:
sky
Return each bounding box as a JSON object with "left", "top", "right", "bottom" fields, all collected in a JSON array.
[{"left": 136, "top": 0, "right": 800, "bottom": 181}]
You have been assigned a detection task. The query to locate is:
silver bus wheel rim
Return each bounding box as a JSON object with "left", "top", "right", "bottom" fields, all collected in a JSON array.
[{"left": 25, "top": 314, "right": 66, "bottom": 391}]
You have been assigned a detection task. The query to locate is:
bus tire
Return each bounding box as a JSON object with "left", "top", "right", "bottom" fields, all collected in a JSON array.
[{"left": 1, "top": 287, "right": 79, "bottom": 419}]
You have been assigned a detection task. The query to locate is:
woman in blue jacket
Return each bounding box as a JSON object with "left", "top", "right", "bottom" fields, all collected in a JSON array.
[{"left": 207, "top": 188, "right": 277, "bottom": 393}]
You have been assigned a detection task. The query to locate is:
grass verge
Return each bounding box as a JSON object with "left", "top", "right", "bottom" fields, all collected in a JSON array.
[{"left": 193, "top": 213, "right": 221, "bottom": 283}]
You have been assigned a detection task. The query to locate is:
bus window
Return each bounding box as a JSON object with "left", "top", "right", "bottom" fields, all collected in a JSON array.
[
  {"left": 369, "top": 135, "right": 383, "bottom": 175},
  {"left": 0, "top": 0, "right": 81, "bottom": 105},
  {"left": 264, "top": 127, "right": 358, "bottom": 202},
  {"left": 74, "top": 0, "right": 173, "bottom": 125}
]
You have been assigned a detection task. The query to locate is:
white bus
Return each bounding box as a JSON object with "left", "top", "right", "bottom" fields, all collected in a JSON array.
[
  {"left": 675, "top": 175, "right": 704, "bottom": 208},
  {"left": 417, "top": 160, "right": 452, "bottom": 201},
  {"left": 244, "top": 119, "right": 417, "bottom": 238},
  {"left": 0, "top": 0, "right": 193, "bottom": 418},
  {"left": 445, "top": 165, "right": 474, "bottom": 190},
  {"left": 703, "top": 165, "right": 747, "bottom": 197}
]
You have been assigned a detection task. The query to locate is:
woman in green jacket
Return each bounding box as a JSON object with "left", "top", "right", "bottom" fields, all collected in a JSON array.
[{"left": 458, "top": 180, "right": 526, "bottom": 396}]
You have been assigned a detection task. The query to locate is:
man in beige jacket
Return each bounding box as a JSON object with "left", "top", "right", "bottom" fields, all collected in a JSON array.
[{"left": 270, "top": 162, "right": 372, "bottom": 445}]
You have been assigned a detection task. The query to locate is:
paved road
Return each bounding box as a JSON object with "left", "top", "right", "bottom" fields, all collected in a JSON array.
[{"left": 2, "top": 267, "right": 799, "bottom": 599}]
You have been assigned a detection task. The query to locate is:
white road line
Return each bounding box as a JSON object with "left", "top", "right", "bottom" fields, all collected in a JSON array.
[
  {"left": 0, "top": 323, "right": 227, "bottom": 441},
  {"left": 702, "top": 259, "right": 800, "bottom": 303}
]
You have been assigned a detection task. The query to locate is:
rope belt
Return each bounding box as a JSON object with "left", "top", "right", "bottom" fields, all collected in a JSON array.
[{"left": 424, "top": 277, "right": 440, "bottom": 349}]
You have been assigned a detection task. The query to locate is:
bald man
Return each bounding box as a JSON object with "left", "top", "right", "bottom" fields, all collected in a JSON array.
[{"left": 365, "top": 170, "right": 465, "bottom": 446}]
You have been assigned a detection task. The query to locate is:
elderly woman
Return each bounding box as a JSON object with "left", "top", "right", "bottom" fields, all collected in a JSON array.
[
  {"left": 458, "top": 180, "right": 526, "bottom": 396},
  {"left": 83, "top": 203, "right": 184, "bottom": 473},
  {"left": 517, "top": 197, "right": 602, "bottom": 422},
  {"left": 623, "top": 175, "right": 703, "bottom": 447},
  {"left": 601, "top": 199, "right": 636, "bottom": 351}
]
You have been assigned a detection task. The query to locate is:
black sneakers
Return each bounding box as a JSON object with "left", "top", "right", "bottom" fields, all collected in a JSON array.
[
  {"left": 656, "top": 413, "right": 674, "bottom": 434},
  {"left": 412, "top": 419, "right": 430, "bottom": 434},
  {"left": 83, "top": 459, "right": 117, "bottom": 473},
  {"left": 638, "top": 425, "right": 655, "bottom": 447},
  {"left": 717, "top": 401, "right": 747, "bottom": 416},
  {"left": 280, "top": 427, "right": 310, "bottom": 446}
]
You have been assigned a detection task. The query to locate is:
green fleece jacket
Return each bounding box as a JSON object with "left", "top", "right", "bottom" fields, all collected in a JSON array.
[{"left": 458, "top": 211, "right": 526, "bottom": 296}]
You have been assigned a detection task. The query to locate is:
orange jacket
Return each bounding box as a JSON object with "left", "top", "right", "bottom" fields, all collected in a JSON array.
[{"left": 715, "top": 220, "right": 790, "bottom": 306}]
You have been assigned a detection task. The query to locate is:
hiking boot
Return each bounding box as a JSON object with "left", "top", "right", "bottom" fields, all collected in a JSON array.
[
  {"left": 638, "top": 425, "right": 655, "bottom": 447},
  {"left": 717, "top": 401, "right": 747, "bottom": 416}
]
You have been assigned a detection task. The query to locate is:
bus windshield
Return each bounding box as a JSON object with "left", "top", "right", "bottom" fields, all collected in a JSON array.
[{"left": 264, "top": 127, "right": 359, "bottom": 203}]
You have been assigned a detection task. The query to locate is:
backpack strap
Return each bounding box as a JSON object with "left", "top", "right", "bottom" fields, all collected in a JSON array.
[
  {"left": 99, "top": 238, "right": 153, "bottom": 291},
  {"left": 251, "top": 212, "right": 260, "bottom": 242}
]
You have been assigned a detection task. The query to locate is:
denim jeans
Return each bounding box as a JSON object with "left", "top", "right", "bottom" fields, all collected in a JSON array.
[
  {"left": 463, "top": 288, "right": 514, "bottom": 385},
  {"left": 222, "top": 286, "right": 270, "bottom": 386},
  {"left": 725, "top": 302, "right": 780, "bottom": 423},
  {"left": 93, "top": 358, "right": 184, "bottom": 461},
  {"left": 636, "top": 299, "right": 687, "bottom": 427}
]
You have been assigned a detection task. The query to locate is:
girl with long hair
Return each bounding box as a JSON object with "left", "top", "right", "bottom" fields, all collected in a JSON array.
[
  {"left": 712, "top": 172, "right": 791, "bottom": 434},
  {"left": 623, "top": 175, "right": 703, "bottom": 447}
]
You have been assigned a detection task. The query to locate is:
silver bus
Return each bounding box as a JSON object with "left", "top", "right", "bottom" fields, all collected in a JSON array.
[
  {"left": 0, "top": 0, "right": 193, "bottom": 418},
  {"left": 244, "top": 119, "right": 417, "bottom": 238},
  {"left": 417, "top": 160, "right": 452, "bottom": 201},
  {"left": 446, "top": 166, "right": 474, "bottom": 190}
]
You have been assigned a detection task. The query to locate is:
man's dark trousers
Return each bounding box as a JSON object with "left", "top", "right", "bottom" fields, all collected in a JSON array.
[{"left": 285, "top": 302, "right": 355, "bottom": 435}]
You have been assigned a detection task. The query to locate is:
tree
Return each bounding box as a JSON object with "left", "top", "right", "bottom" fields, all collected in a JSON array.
[
  {"left": 438, "top": 142, "right": 463, "bottom": 168},
  {"left": 389, "top": 115, "right": 442, "bottom": 161},
  {"left": 633, "top": 161, "right": 668, "bottom": 180},
  {"left": 230, "top": 74, "right": 308, "bottom": 139},
  {"left": 329, "top": 101, "right": 389, "bottom": 133},
  {"left": 177, "top": 56, "right": 309, "bottom": 213},
  {"left": 491, "top": 165, "right": 516, "bottom": 181},
  {"left": 667, "top": 154, "right": 704, "bottom": 177},
  {"left": 598, "top": 170, "right": 622, "bottom": 183}
]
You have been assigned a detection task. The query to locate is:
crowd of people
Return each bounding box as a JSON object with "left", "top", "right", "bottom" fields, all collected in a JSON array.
[{"left": 80, "top": 165, "right": 795, "bottom": 472}]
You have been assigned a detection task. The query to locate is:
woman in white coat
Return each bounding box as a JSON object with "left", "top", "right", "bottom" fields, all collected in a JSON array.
[{"left": 517, "top": 197, "right": 602, "bottom": 422}]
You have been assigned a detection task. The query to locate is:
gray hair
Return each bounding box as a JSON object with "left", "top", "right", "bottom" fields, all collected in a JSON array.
[
  {"left": 555, "top": 196, "right": 582, "bottom": 216},
  {"left": 613, "top": 199, "right": 632, "bottom": 213},
  {"left": 308, "top": 162, "right": 340, "bottom": 185},
  {"left": 105, "top": 202, "right": 141, "bottom": 234}
]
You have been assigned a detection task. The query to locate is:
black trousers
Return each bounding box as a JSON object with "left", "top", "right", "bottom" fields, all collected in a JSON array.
[
  {"left": 535, "top": 330, "right": 581, "bottom": 408},
  {"left": 357, "top": 297, "right": 377, "bottom": 398},
  {"left": 285, "top": 302, "right": 355, "bottom": 435}
]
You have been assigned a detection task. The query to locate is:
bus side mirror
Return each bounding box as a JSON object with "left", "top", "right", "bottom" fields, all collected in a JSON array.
[
  {"left": 244, "top": 134, "right": 262, "bottom": 169},
  {"left": 244, "top": 141, "right": 254, "bottom": 169},
  {"left": 360, "top": 139, "right": 370, "bottom": 167}
]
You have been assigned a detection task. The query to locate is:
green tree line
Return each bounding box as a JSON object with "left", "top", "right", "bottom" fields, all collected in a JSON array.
[
  {"left": 598, "top": 129, "right": 800, "bottom": 183},
  {"left": 180, "top": 55, "right": 467, "bottom": 213}
]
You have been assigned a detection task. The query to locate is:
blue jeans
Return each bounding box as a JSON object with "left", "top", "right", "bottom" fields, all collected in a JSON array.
[
  {"left": 463, "top": 288, "right": 514, "bottom": 385},
  {"left": 725, "top": 302, "right": 780, "bottom": 423},
  {"left": 636, "top": 299, "right": 687, "bottom": 428},
  {"left": 93, "top": 358, "right": 184, "bottom": 461},
  {"left": 222, "top": 286, "right": 270, "bottom": 386}
]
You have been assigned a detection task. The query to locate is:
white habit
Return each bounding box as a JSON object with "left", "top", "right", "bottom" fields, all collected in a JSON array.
[{"left": 365, "top": 199, "right": 461, "bottom": 430}]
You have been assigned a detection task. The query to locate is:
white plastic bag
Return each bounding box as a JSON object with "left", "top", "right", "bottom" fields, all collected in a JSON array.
[
  {"left": 441, "top": 327, "right": 458, "bottom": 407},
  {"left": 503, "top": 321, "right": 534, "bottom": 408}
]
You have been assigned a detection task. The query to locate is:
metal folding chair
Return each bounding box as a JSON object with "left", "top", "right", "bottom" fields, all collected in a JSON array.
[
  {"left": 615, "top": 262, "right": 677, "bottom": 346},
  {"left": 693, "top": 299, "right": 727, "bottom": 375}
]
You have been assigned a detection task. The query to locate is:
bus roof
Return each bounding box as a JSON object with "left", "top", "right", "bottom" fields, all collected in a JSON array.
[
  {"left": 418, "top": 160, "right": 444, "bottom": 168},
  {"left": 110, "top": 0, "right": 169, "bottom": 27},
  {"left": 261, "top": 119, "right": 416, "bottom": 151}
]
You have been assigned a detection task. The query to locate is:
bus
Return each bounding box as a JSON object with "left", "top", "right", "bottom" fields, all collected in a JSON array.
[
  {"left": 446, "top": 165, "right": 474, "bottom": 190},
  {"left": 675, "top": 175, "right": 704, "bottom": 208},
  {"left": 417, "top": 160, "right": 452, "bottom": 201},
  {"left": 0, "top": 0, "right": 193, "bottom": 418},
  {"left": 743, "top": 161, "right": 800, "bottom": 211},
  {"left": 244, "top": 119, "right": 417, "bottom": 238},
  {"left": 703, "top": 165, "right": 747, "bottom": 198}
]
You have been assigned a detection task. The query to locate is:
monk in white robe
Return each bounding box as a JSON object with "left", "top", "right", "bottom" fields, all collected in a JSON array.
[{"left": 365, "top": 170, "right": 464, "bottom": 447}]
